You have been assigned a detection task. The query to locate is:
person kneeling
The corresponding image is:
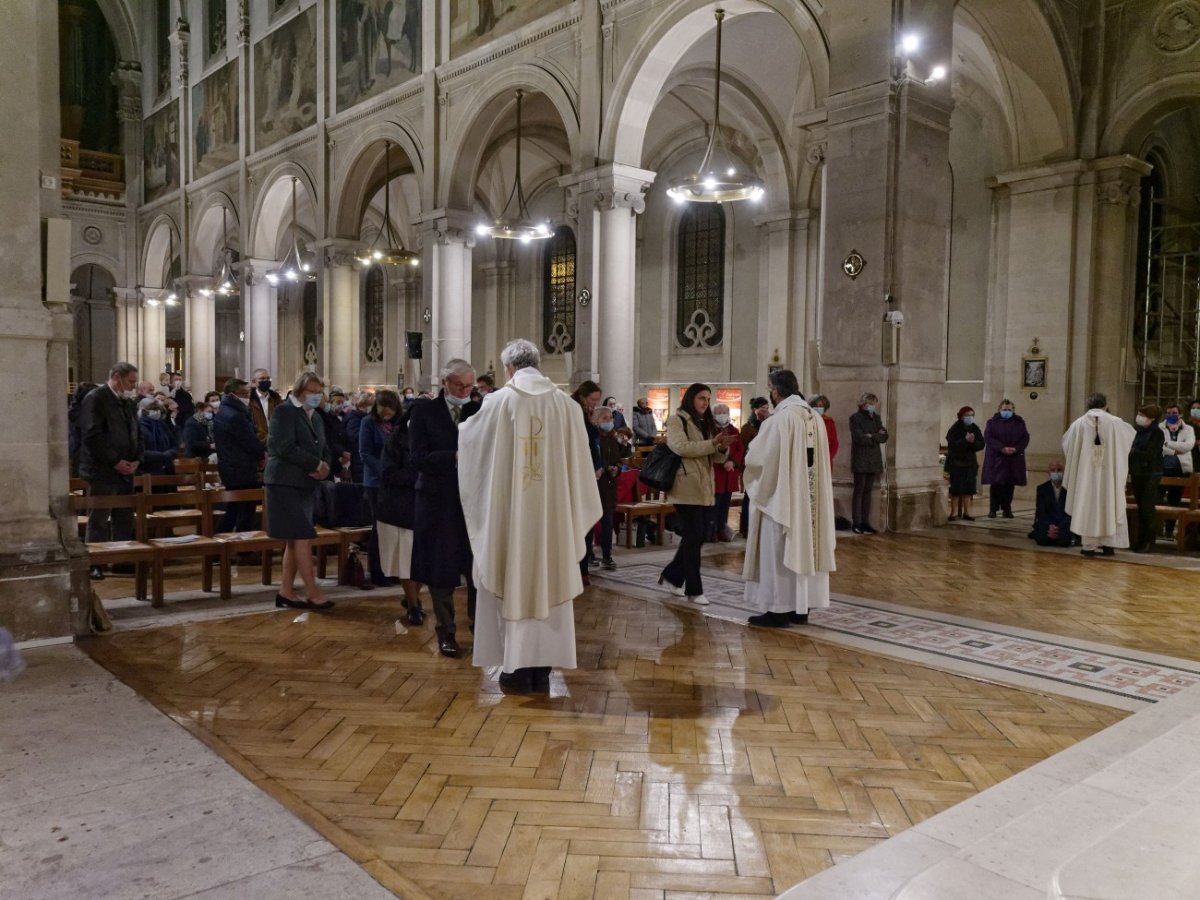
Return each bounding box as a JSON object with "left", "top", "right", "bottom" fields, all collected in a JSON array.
[{"left": 1031, "top": 460, "right": 1073, "bottom": 548}]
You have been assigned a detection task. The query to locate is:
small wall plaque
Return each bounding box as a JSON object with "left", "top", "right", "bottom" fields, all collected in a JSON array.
[{"left": 842, "top": 250, "right": 866, "bottom": 280}]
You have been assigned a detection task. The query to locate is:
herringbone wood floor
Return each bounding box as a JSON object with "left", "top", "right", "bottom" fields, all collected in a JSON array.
[{"left": 84, "top": 538, "right": 1130, "bottom": 900}]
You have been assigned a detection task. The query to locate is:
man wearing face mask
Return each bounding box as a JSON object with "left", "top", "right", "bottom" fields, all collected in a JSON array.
[
  {"left": 1031, "top": 461, "right": 1073, "bottom": 547},
  {"left": 171, "top": 373, "right": 195, "bottom": 421},
  {"left": 592, "top": 405, "right": 629, "bottom": 569},
  {"left": 214, "top": 379, "right": 267, "bottom": 533},
  {"left": 1158, "top": 403, "right": 1196, "bottom": 533},
  {"left": 408, "top": 359, "right": 482, "bottom": 657},
  {"left": 1128, "top": 404, "right": 1166, "bottom": 553},
  {"left": 78, "top": 362, "right": 144, "bottom": 573},
  {"left": 743, "top": 370, "right": 836, "bottom": 628},
  {"left": 1062, "top": 392, "right": 1136, "bottom": 558},
  {"left": 849, "top": 392, "right": 888, "bottom": 534},
  {"left": 706, "top": 402, "right": 744, "bottom": 542},
  {"left": 248, "top": 368, "right": 282, "bottom": 443}
]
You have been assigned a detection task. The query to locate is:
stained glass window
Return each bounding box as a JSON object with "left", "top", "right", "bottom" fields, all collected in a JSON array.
[
  {"left": 542, "top": 226, "right": 576, "bottom": 355},
  {"left": 364, "top": 265, "right": 385, "bottom": 363},
  {"left": 675, "top": 204, "right": 725, "bottom": 349}
]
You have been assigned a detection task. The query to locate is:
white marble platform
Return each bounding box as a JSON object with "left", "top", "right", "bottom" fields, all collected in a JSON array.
[{"left": 0, "top": 644, "right": 396, "bottom": 900}]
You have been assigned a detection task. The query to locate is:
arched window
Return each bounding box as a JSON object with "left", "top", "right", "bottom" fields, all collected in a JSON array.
[
  {"left": 542, "top": 226, "right": 576, "bottom": 354},
  {"left": 363, "top": 265, "right": 385, "bottom": 363},
  {"left": 676, "top": 204, "right": 725, "bottom": 349}
]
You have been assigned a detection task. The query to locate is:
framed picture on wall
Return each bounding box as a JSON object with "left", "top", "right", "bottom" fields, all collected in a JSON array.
[{"left": 1022, "top": 356, "right": 1048, "bottom": 388}]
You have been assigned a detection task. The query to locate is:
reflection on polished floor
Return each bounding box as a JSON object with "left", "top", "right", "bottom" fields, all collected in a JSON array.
[{"left": 79, "top": 533, "right": 1142, "bottom": 899}]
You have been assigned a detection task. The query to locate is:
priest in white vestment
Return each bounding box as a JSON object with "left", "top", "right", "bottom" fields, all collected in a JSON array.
[
  {"left": 458, "top": 339, "right": 603, "bottom": 693},
  {"left": 1061, "top": 392, "right": 1135, "bottom": 556},
  {"left": 742, "top": 370, "right": 837, "bottom": 627}
]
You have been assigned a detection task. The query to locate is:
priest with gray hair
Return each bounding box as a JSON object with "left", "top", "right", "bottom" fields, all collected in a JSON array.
[{"left": 458, "top": 338, "right": 602, "bottom": 693}]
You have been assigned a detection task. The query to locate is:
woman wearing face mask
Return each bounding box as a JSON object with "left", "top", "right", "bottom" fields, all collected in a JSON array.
[
  {"left": 592, "top": 405, "right": 629, "bottom": 570},
  {"left": 136, "top": 397, "right": 178, "bottom": 476},
  {"left": 945, "top": 406, "right": 984, "bottom": 522},
  {"left": 1129, "top": 404, "right": 1166, "bottom": 553},
  {"left": 361, "top": 390, "right": 403, "bottom": 588},
  {"left": 982, "top": 399, "right": 1029, "bottom": 518},
  {"left": 265, "top": 371, "right": 334, "bottom": 610},
  {"left": 849, "top": 392, "right": 888, "bottom": 534},
  {"left": 602, "top": 396, "right": 627, "bottom": 430},
  {"left": 705, "top": 402, "right": 745, "bottom": 542},
  {"left": 809, "top": 395, "right": 838, "bottom": 459},
  {"left": 182, "top": 391, "right": 221, "bottom": 459}
]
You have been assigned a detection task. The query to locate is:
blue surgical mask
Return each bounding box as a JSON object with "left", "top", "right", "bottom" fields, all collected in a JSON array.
[
  {"left": 1050, "top": 471, "right": 1063, "bottom": 483},
  {"left": 865, "top": 405, "right": 876, "bottom": 415},
  {"left": 1166, "top": 413, "right": 1181, "bottom": 425},
  {"left": 203, "top": 410, "right": 213, "bottom": 420},
  {"left": 304, "top": 394, "right": 322, "bottom": 409},
  {"left": 146, "top": 410, "right": 162, "bottom": 420},
  {"left": 445, "top": 392, "right": 470, "bottom": 407},
  {"left": 598, "top": 421, "right": 615, "bottom": 432},
  {"left": 813, "top": 407, "right": 826, "bottom": 417},
  {"left": 1000, "top": 409, "right": 1014, "bottom": 420},
  {"left": 962, "top": 416, "right": 974, "bottom": 426}
]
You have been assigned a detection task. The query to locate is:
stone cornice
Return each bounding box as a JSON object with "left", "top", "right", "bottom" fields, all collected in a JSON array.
[
  {"left": 438, "top": 8, "right": 581, "bottom": 83},
  {"left": 326, "top": 81, "right": 425, "bottom": 132}
]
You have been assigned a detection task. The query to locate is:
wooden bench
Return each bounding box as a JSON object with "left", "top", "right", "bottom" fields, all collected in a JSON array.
[
  {"left": 71, "top": 492, "right": 152, "bottom": 602},
  {"left": 140, "top": 491, "right": 226, "bottom": 607},
  {"left": 615, "top": 476, "right": 675, "bottom": 549},
  {"left": 142, "top": 473, "right": 204, "bottom": 538},
  {"left": 1126, "top": 473, "right": 1200, "bottom": 551}
]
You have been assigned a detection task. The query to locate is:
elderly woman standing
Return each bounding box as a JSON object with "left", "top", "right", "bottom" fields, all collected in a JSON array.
[
  {"left": 983, "top": 399, "right": 1029, "bottom": 518},
  {"left": 265, "top": 371, "right": 334, "bottom": 611},
  {"left": 706, "top": 402, "right": 744, "bottom": 542},
  {"left": 659, "top": 383, "right": 737, "bottom": 605},
  {"left": 849, "top": 392, "right": 888, "bottom": 534},
  {"left": 945, "top": 406, "right": 984, "bottom": 521}
]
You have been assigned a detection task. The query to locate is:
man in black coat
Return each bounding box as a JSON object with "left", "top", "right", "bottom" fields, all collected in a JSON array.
[
  {"left": 1031, "top": 460, "right": 1073, "bottom": 547},
  {"left": 213, "top": 378, "right": 267, "bottom": 533},
  {"left": 79, "top": 362, "right": 144, "bottom": 575},
  {"left": 408, "top": 359, "right": 481, "bottom": 657},
  {"left": 170, "top": 373, "right": 195, "bottom": 421}
]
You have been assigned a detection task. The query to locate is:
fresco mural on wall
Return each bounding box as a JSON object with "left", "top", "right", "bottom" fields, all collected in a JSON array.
[
  {"left": 449, "top": 0, "right": 569, "bottom": 58},
  {"left": 143, "top": 102, "right": 179, "bottom": 203},
  {"left": 335, "top": 0, "right": 422, "bottom": 112},
  {"left": 254, "top": 6, "right": 318, "bottom": 151},
  {"left": 191, "top": 59, "right": 240, "bottom": 179}
]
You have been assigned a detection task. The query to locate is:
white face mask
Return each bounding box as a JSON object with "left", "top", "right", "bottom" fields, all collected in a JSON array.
[
  {"left": 446, "top": 392, "right": 470, "bottom": 407},
  {"left": 209, "top": 400, "right": 220, "bottom": 410},
  {"left": 1136, "top": 414, "right": 1151, "bottom": 427},
  {"left": 203, "top": 410, "right": 213, "bottom": 420},
  {"left": 145, "top": 410, "right": 162, "bottom": 421},
  {"left": 714, "top": 414, "right": 730, "bottom": 426},
  {"left": 121, "top": 388, "right": 137, "bottom": 400},
  {"left": 813, "top": 407, "right": 826, "bottom": 417}
]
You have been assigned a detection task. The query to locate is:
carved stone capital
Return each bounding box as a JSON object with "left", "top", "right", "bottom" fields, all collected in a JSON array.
[
  {"left": 174, "top": 19, "right": 191, "bottom": 86},
  {"left": 1096, "top": 181, "right": 1140, "bottom": 208},
  {"left": 238, "top": 0, "right": 250, "bottom": 45},
  {"left": 560, "top": 164, "right": 657, "bottom": 217}
]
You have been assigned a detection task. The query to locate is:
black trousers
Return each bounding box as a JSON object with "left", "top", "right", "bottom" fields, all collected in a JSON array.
[
  {"left": 429, "top": 579, "right": 477, "bottom": 638},
  {"left": 1131, "top": 474, "right": 1161, "bottom": 547},
  {"left": 84, "top": 478, "right": 134, "bottom": 543},
  {"left": 989, "top": 483, "right": 1016, "bottom": 513},
  {"left": 662, "top": 503, "right": 707, "bottom": 596},
  {"left": 364, "top": 487, "right": 385, "bottom": 581},
  {"left": 851, "top": 472, "right": 877, "bottom": 526},
  {"left": 219, "top": 479, "right": 259, "bottom": 534}
]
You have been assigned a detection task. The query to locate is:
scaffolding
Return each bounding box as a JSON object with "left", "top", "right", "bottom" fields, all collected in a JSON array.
[{"left": 1139, "top": 202, "right": 1200, "bottom": 408}]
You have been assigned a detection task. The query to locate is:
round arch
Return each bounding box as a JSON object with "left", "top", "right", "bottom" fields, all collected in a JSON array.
[
  {"left": 190, "top": 191, "right": 240, "bottom": 270},
  {"left": 441, "top": 64, "right": 581, "bottom": 210},
  {"left": 1101, "top": 73, "right": 1200, "bottom": 157},
  {"left": 141, "top": 214, "right": 180, "bottom": 288},
  {"left": 603, "top": 0, "right": 828, "bottom": 167},
  {"left": 331, "top": 121, "right": 424, "bottom": 238},
  {"left": 70, "top": 249, "right": 123, "bottom": 280},
  {"left": 94, "top": 0, "right": 138, "bottom": 61},
  {"left": 248, "top": 163, "right": 318, "bottom": 259}
]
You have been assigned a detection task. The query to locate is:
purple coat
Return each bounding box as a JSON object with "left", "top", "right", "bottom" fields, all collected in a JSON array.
[{"left": 982, "top": 413, "right": 1030, "bottom": 486}]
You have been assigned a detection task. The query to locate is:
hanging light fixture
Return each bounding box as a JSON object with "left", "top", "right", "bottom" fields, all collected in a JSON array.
[
  {"left": 665, "top": 8, "right": 765, "bottom": 204},
  {"left": 475, "top": 90, "right": 552, "bottom": 242},
  {"left": 148, "top": 229, "right": 181, "bottom": 306},
  {"left": 199, "top": 206, "right": 239, "bottom": 297},
  {"left": 266, "top": 177, "right": 316, "bottom": 286},
  {"left": 356, "top": 141, "right": 419, "bottom": 267}
]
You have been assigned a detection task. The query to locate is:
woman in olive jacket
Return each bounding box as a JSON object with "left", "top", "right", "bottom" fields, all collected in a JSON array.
[{"left": 659, "top": 383, "right": 736, "bottom": 606}]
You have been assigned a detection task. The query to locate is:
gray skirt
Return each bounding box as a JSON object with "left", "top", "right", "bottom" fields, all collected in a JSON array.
[{"left": 265, "top": 483, "right": 317, "bottom": 540}]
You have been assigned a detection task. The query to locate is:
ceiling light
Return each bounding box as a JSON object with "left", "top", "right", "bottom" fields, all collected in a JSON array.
[
  {"left": 355, "top": 141, "right": 418, "bottom": 267},
  {"left": 477, "top": 90, "right": 553, "bottom": 241},
  {"left": 267, "top": 177, "right": 316, "bottom": 286},
  {"left": 664, "top": 9, "right": 766, "bottom": 204},
  {"left": 900, "top": 33, "right": 920, "bottom": 55},
  {"left": 928, "top": 64, "right": 947, "bottom": 82}
]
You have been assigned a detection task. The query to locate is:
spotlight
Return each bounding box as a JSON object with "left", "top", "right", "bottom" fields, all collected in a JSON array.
[
  {"left": 928, "top": 64, "right": 947, "bottom": 82},
  {"left": 900, "top": 33, "right": 920, "bottom": 55}
]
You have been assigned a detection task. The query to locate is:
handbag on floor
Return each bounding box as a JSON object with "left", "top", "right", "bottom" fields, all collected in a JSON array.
[
  {"left": 339, "top": 549, "right": 366, "bottom": 588},
  {"left": 638, "top": 443, "right": 681, "bottom": 492}
]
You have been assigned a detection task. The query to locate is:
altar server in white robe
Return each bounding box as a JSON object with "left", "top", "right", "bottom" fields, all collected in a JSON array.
[
  {"left": 458, "top": 338, "right": 603, "bottom": 693},
  {"left": 742, "top": 369, "right": 837, "bottom": 627},
  {"left": 1062, "top": 392, "right": 1135, "bottom": 557}
]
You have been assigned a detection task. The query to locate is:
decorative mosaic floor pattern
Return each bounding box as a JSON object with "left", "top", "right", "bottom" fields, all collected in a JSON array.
[{"left": 592, "top": 564, "right": 1200, "bottom": 707}]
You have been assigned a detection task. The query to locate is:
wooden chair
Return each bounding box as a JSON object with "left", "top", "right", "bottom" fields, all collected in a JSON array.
[
  {"left": 141, "top": 473, "right": 204, "bottom": 538},
  {"left": 198, "top": 487, "right": 282, "bottom": 599},
  {"left": 139, "top": 491, "right": 225, "bottom": 607},
  {"left": 1127, "top": 473, "right": 1200, "bottom": 551},
  {"left": 615, "top": 475, "right": 675, "bottom": 549},
  {"left": 71, "top": 492, "right": 152, "bottom": 602}
]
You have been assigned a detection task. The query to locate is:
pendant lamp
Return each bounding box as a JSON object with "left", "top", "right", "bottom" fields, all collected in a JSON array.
[
  {"left": 148, "top": 229, "right": 181, "bottom": 306},
  {"left": 356, "top": 141, "right": 419, "bottom": 267},
  {"left": 475, "top": 90, "right": 552, "bottom": 242},
  {"left": 199, "top": 206, "right": 239, "bottom": 297},
  {"left": 664, "top": 8, "right": 765, "bottom": 204},
  {"left": 266, "top": 177, "right": 316, "bottom": 286}
]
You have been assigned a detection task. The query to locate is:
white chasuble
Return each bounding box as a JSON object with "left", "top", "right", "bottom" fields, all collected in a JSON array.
[{"left": 1061, "top": 409, "right": 1135, "bottom": 547}]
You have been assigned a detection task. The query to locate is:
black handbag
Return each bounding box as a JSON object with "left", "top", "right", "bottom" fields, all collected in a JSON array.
[{"left": 638, "top": 442, "right": 681, "bottom": 492}]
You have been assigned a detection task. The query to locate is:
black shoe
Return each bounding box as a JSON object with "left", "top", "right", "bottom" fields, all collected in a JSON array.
[
  {"left": 1003, "top": 510, "right": 1015, "bottom": 519},
  {"left": 307, "top": 598, "right": 336, "bottom": 612},
  {"left": 1080, "top": 549, "right": 1097, "bottom": 558},
  {"left": 370, "top": 575, "right": 391, "bottom": 588},
  {"left": 498, "top": 669, "right": 533, "bottom": 693},
  {"left": 1100, "top": 547, "right": 1116, "bottom": 556},
  {"left": 588, "top": 556, "right": 601, "bottom": 568},
  {"left": 788, "top": 612, "right": 809, "bottom": 625},
  {"left": 601, "top": 558, "right": 616, "bottom": 571},
  {"left": 961, "top": 515, "right": 975, "bottom": 522},
  {"left": 406, "top": 604, "right": 425, "bottom": 626},
  {"left": 748, "top": 611, "right": 792, "bottom": 628},
  {"left": 1132, "top": 544, "right": 1152, "bottom": 554},
  {"left": 437, "top": 634, "right": 460, "bottom": 658},
  {"left": 947, "top": 515, "right": 958, "bottom": 522},
  {"left": 860, "top": 523, "right": 878, "bottom": 534},
  {"left": 387, "top": 576, "right": 402, "bottom": 585},
  {"left": 275, "top": 593, "right": 308, "bottom": 609},
  {"left": 531, "top": 667, "right": 551, "bottom": 692},
  {"left": 88, "top": 566, "right": 105, "bottom": 581},
  {"left": 851, "top": 524, "right": 865, "bottom": 534},
  {"left": 987, "top": 511, "right": 997, "bottom": 519}
]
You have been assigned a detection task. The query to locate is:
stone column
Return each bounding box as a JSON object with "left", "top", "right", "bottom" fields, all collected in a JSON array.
[
  {"left": 140, "top": 291, "right": 168, "bottom": 381},
  {"left": 240, "top": 259, "right": 279, "bottom": 382},
  {"left": 418, "top": 210, "right": 475, "bottom": 375},
  {"left": 320, "top": 242, "right": 361, "bottom": 390},
  {"left": 179, "top": 276, "right": 216, "bottom": 391},
  {"left": 112, "top": 287, "right": 142, "bottom": 364},
  {"left": 819, "top": 1, "right": 955, "bottom": 530},
  {"left": 478, "top": 259, "right": 514, "bottom": 379},
  {"left": 756, "top": 209, "right": 813, "bottom": 396}
]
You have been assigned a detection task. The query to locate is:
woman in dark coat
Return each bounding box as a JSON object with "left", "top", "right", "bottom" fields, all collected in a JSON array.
[
  {"left": 1129, "top": 403, "right": 1166, "bottom": 553},
  {"left": 264, "top": 371, "right": 333, "bottom": 611},
  {"left": 849, "top": 391, "right": 888, "bottom": 534},
  {"left": 68, "top": 382, "right": 98, "bottom": 476},
  {"left": 945, "top": 406, "right": 984, "bottom": 521},
  {"left": 593, "top": 405, "right": 629, "bottom": 570},
  {"left": 181, "top": 391, "right": 220, "bottom": 458},
  {"left": 982, "top": 399, "right": 1030, "bottom": 518},
  {"left": 571, "top": 380, "right": 604, "bottom": 578},
  {"left": 377, "top": 405, "right": 423, "bottom": 623},
  {"left": 360, "top": 390, "right": 402, "bottom": 588},
  {"left": 137, "top": 397, "right": 178, "bottom": 476}
]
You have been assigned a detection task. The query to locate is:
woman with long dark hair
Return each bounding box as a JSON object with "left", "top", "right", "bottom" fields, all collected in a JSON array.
[
  {"left": 659, "top": 382, "right": 736, "bottom": 605},
  {"left": 571, "top": 380, "right": 603, "bottom": 579},
  {"left": 361, "top": 389, "right": 403, "bottom": 587}
]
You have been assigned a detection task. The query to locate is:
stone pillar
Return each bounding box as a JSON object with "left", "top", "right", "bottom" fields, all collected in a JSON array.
[
  {"left": 240, "top": 259, "right": 279, "bottom": 383},
  {"left": 321, "top": 242, "right": 361, "bottom": 390},
  {"left": 418, "top": 211, "right": 475, "bottom": 375},
  {"left": 560, "top": 165, "right": 655, "bottom": 398},
  {"left": 478, "top": 260, "right": 514, "bottom": 380},
  {"left": 756, "top": 209, "right": 813, "bottom": 397},
  {"left": 112, "top": 287, "right": 142, "bottom": 364},
  {"left": 179, "top": 276, "right": 216, "bottom": 392},
  {"left": 819, "top": 1, "right": 955, "bottom": 530},
  {"left": 140, "top": 291, "right": 168, "bottom": 381}
]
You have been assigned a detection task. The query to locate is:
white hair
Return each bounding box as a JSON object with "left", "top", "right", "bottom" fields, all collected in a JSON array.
[
  {"left": 439, "top": 358, "right": 475, "bottom": 381},
  {"left": 500, "top": 338, "right": 540, "bottom": 372},
  {"left": 713, "top": 403, "right": 730, "bottom": 414}
]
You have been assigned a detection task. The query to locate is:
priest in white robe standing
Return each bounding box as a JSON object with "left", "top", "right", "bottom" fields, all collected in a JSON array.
[
  {"left": 1062, "top": 392, "right": 1135, "bottom": 557},
  {"left": 458, "top": 338, "right": 603, "bottom": 693},
  {"left": 742, "top": 369, "right": 837, "bottom": 627}
]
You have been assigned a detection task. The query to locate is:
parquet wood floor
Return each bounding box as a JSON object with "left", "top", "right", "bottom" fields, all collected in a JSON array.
[{"left": 83, "top": 568, "right": 1126, "bottom": 899}]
